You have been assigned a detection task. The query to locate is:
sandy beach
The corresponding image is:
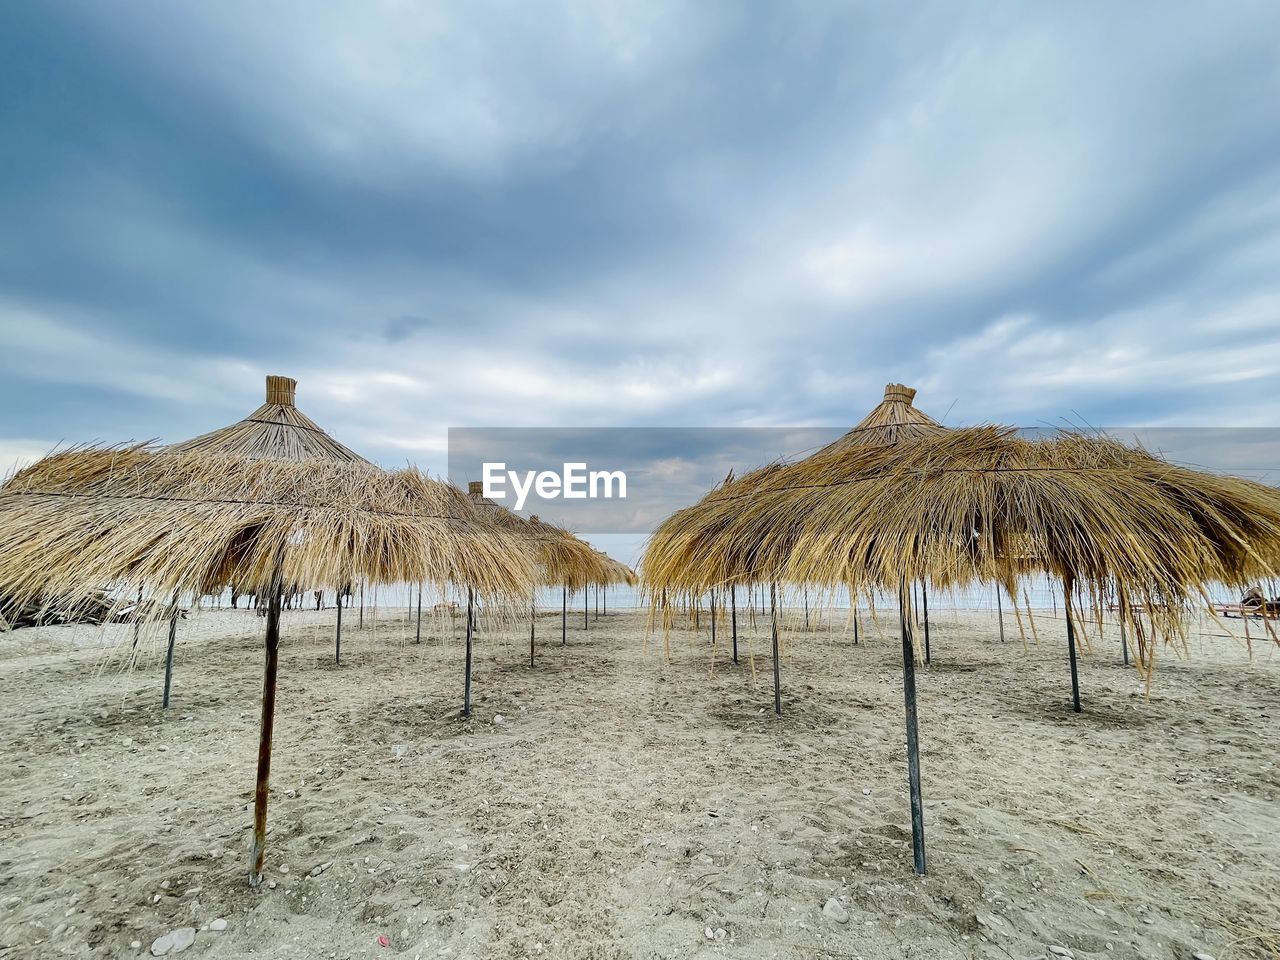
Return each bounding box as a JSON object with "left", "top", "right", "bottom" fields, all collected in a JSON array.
[{"left": 0, "top": 604, "right": 1276, "bottom": 960}]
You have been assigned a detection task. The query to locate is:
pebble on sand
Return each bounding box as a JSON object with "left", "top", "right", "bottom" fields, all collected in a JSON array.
[
  {"left": 1048, "top": 947, "right": 1073, "bottom": 958},
  {"left": 1192, "top": 953, "right": 1215, "bottom": 960},
  {"left": 822, "top": 898, "right": 849, "bottom": 923},
  {"left": 150, "top": 927, "right": 196, "bottom": 956},
  {"left": 209, "top": 918, "right": 228, "bottom": 932}
]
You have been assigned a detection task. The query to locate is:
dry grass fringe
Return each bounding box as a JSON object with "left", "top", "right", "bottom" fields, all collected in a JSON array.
[
  {"left": 0, "top": 446, "right": 539, "bottom": 626},
  {"left": 641, "top": 425, "right": 1280, "bottom": 673}
]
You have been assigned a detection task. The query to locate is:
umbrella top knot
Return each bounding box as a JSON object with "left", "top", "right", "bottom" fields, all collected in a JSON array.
[
  {"left": 265, "top": 376, "right": 297, "bottom": 407},
  {"left": 883, "top": 383, "right": 917, "bottom": 404},
  {"left": 468, "top": 481, "right": 483, "bottom": 496}
]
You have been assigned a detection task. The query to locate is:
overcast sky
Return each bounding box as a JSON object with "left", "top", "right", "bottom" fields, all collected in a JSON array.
[{"left": 3, "top": 1, "right": 1280, "bottom": 486}]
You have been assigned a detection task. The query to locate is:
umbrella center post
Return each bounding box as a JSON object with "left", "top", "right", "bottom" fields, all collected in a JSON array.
[
  {"left": 463, "top": 588, "right": 474, "bottom": 718},
  {"left": 249, "top": 579, "right": 283, "bottom": 888},
  {"left": 770, "top": 582, "right": 781, "bottom": 716},
  {"left": 898, "top": 581, "right": 927, "bottom": 875}
]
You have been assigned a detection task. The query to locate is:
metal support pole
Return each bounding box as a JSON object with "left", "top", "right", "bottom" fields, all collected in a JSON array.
[
  {"left": 922, "top": 581, "right": 931, "bottom": 664},
  {"left": 1066, "top": 580, "right": 1081, "bottom": 713},
  {"left": 731, "top": 587, "right": 738, "bottom": 664},
  {"left": 463, "top": 588, "right": 474, "bottom": 717},
  {"left": 335, "top": 592, "right": 343, "bottom": 664},
  {"left": 584, "top": 589, "right": 589, "bottom": 630},
  {"left": 1120, "top": 609, "right": 1129, "bottom": 666},
  {"left": 770, "top": 582, "right": 781, "bottom": 716},
  {"left": 996, "top": 587, "right": 1005, "bottom": 642},
  {"left": 804, "top": 587, "right": 809, "bottom": 632},
  {"left": 162, "top": 604, "right": 178, "bottom": 709},
  {"left": 249, "top": 568, "right": 283, "bottom": 887},
  {"left": 853, "top": 606, "right": 859, "bottom": 645},
  {"left": 899, "top": 580, "right": 926, "bottom": 875},
  {"left": 415, "top": 584, "right": 422, "bottom": 644},
  {"left": 562, "top": 586, "right": 567, "bottom": 645},
  {"left": 530, "top": 595, "right": 536, "bottom": 668},
  {"left": 710, "top": 590, "right": 716, "bottom": 648},
  {"left": 1118, "top": 585, "right": 1129, "bottom": 666}
]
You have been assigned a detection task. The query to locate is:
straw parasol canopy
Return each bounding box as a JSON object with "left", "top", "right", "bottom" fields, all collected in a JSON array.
[
  {"left": 465, "top": 482, "right": 609, "bottom": 590},
  {"left": 647, "top": 425, "right": 1280, "bottom": 629},
  {"left": 645, "top": 384, "right": 946, "bottom": 596},
  {"left": 0, "top": 444, "right": 537, "bottom": 885},
  {"left": 577, "top": 546, "right": 638, "bottom": 592},
  {"left": 167, "top": 374, "right": 368, "bottom": 463},
  {"left": 642, "top": 414, "right": 1280, "bottom": 874},
  {"left": 0, "top": 447, "right": 534, "bottom": 610},
  {"left": 813, "top": 382, "right": 945, "bottom": 453}
]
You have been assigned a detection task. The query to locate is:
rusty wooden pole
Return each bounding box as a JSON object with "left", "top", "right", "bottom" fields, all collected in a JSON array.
[
  {"left": 561, "top": 585, "right": 567, "bottom": 645},
  {"left": 529, "top": 594, "right": 536, "bottom": 668},
  {"left": 249, "top": 569, "right": 284, "bottom": 887}
]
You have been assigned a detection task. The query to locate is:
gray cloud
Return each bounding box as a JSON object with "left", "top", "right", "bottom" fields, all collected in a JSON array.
[{"left": 2, "top": 0, "right": 1280, "bottom": 498}]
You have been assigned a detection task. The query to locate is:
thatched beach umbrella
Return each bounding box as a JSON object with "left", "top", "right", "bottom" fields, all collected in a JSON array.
[
  {"left": 644, "top": 423, "right": 1280, "bottom": 874},
  {"left": 464, "top": 482, "right": 606, "bottom": 684},
  {"left": 0, "top": 446, "right": 536, "bottom": 886},
  {"left": 165, "top": 375, "right": 371, "bottom": 674},
  {"left": 566, "top": 546, "right": 637, "bottom": 633},
  {"left": 168, "top": 374, "right": 369, "bottom": 464},
  {"left": 647, "top": 384, "right": 946, "bottom": 708}
]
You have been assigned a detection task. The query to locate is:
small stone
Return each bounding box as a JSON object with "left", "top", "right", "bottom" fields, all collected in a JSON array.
[
  {"left": 150, "top": 928, "right": 196, "bottom": 956},
  {"left": 1048, "top": 948, "right": 1073, "bottom": 958},
  {"left": 713, "top": 928, "right": 727, "bottom": 941},
  {"left": 209, "top": 918, "right": 228, "bottom": 932},
  {"left": 1192, "top": 954, "right": 1215, "bottom": 960},
  {"left": 704, "top": 927, "right": 715, "bottom": 940},
  {"left": 267, "top": 880, "right": 278, "bottom": 889},
  {"left": 494, "top": 715, "right": 505, "bottom": 724},
  {"left": 862, "top": 788, "right": 872, "bottom": 796},
  {"left": 1142, "top": 917, "right": 1155, "bottom": 925},
  {"left": 130, "top": 942, "right": 142, "bottom": 951},
  {"left": 822, "top": 898, "right": 849, "bottom": 923},
  {"left": 278, "top": 865, "right": 289, "bottom": 874}
]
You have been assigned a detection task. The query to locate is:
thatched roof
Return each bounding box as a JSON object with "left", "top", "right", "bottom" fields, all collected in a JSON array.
[
  {"left": 644, "top": 383, "right": 943, "bottom": 592},
  {"left": 167, "top": 375, "right": 368, "bottom": 463},
  {"left": 464, "top": 482, "right": 612, "bottom": 589},
  {"left": 643, "top": 424, "right": 1280, "bottom": 652},
  {"left": 813, "top": 383, "right": 945, "bottom": 454},
  {"left": 0, "top": 447, "right": 536, "bottom": 621}
]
